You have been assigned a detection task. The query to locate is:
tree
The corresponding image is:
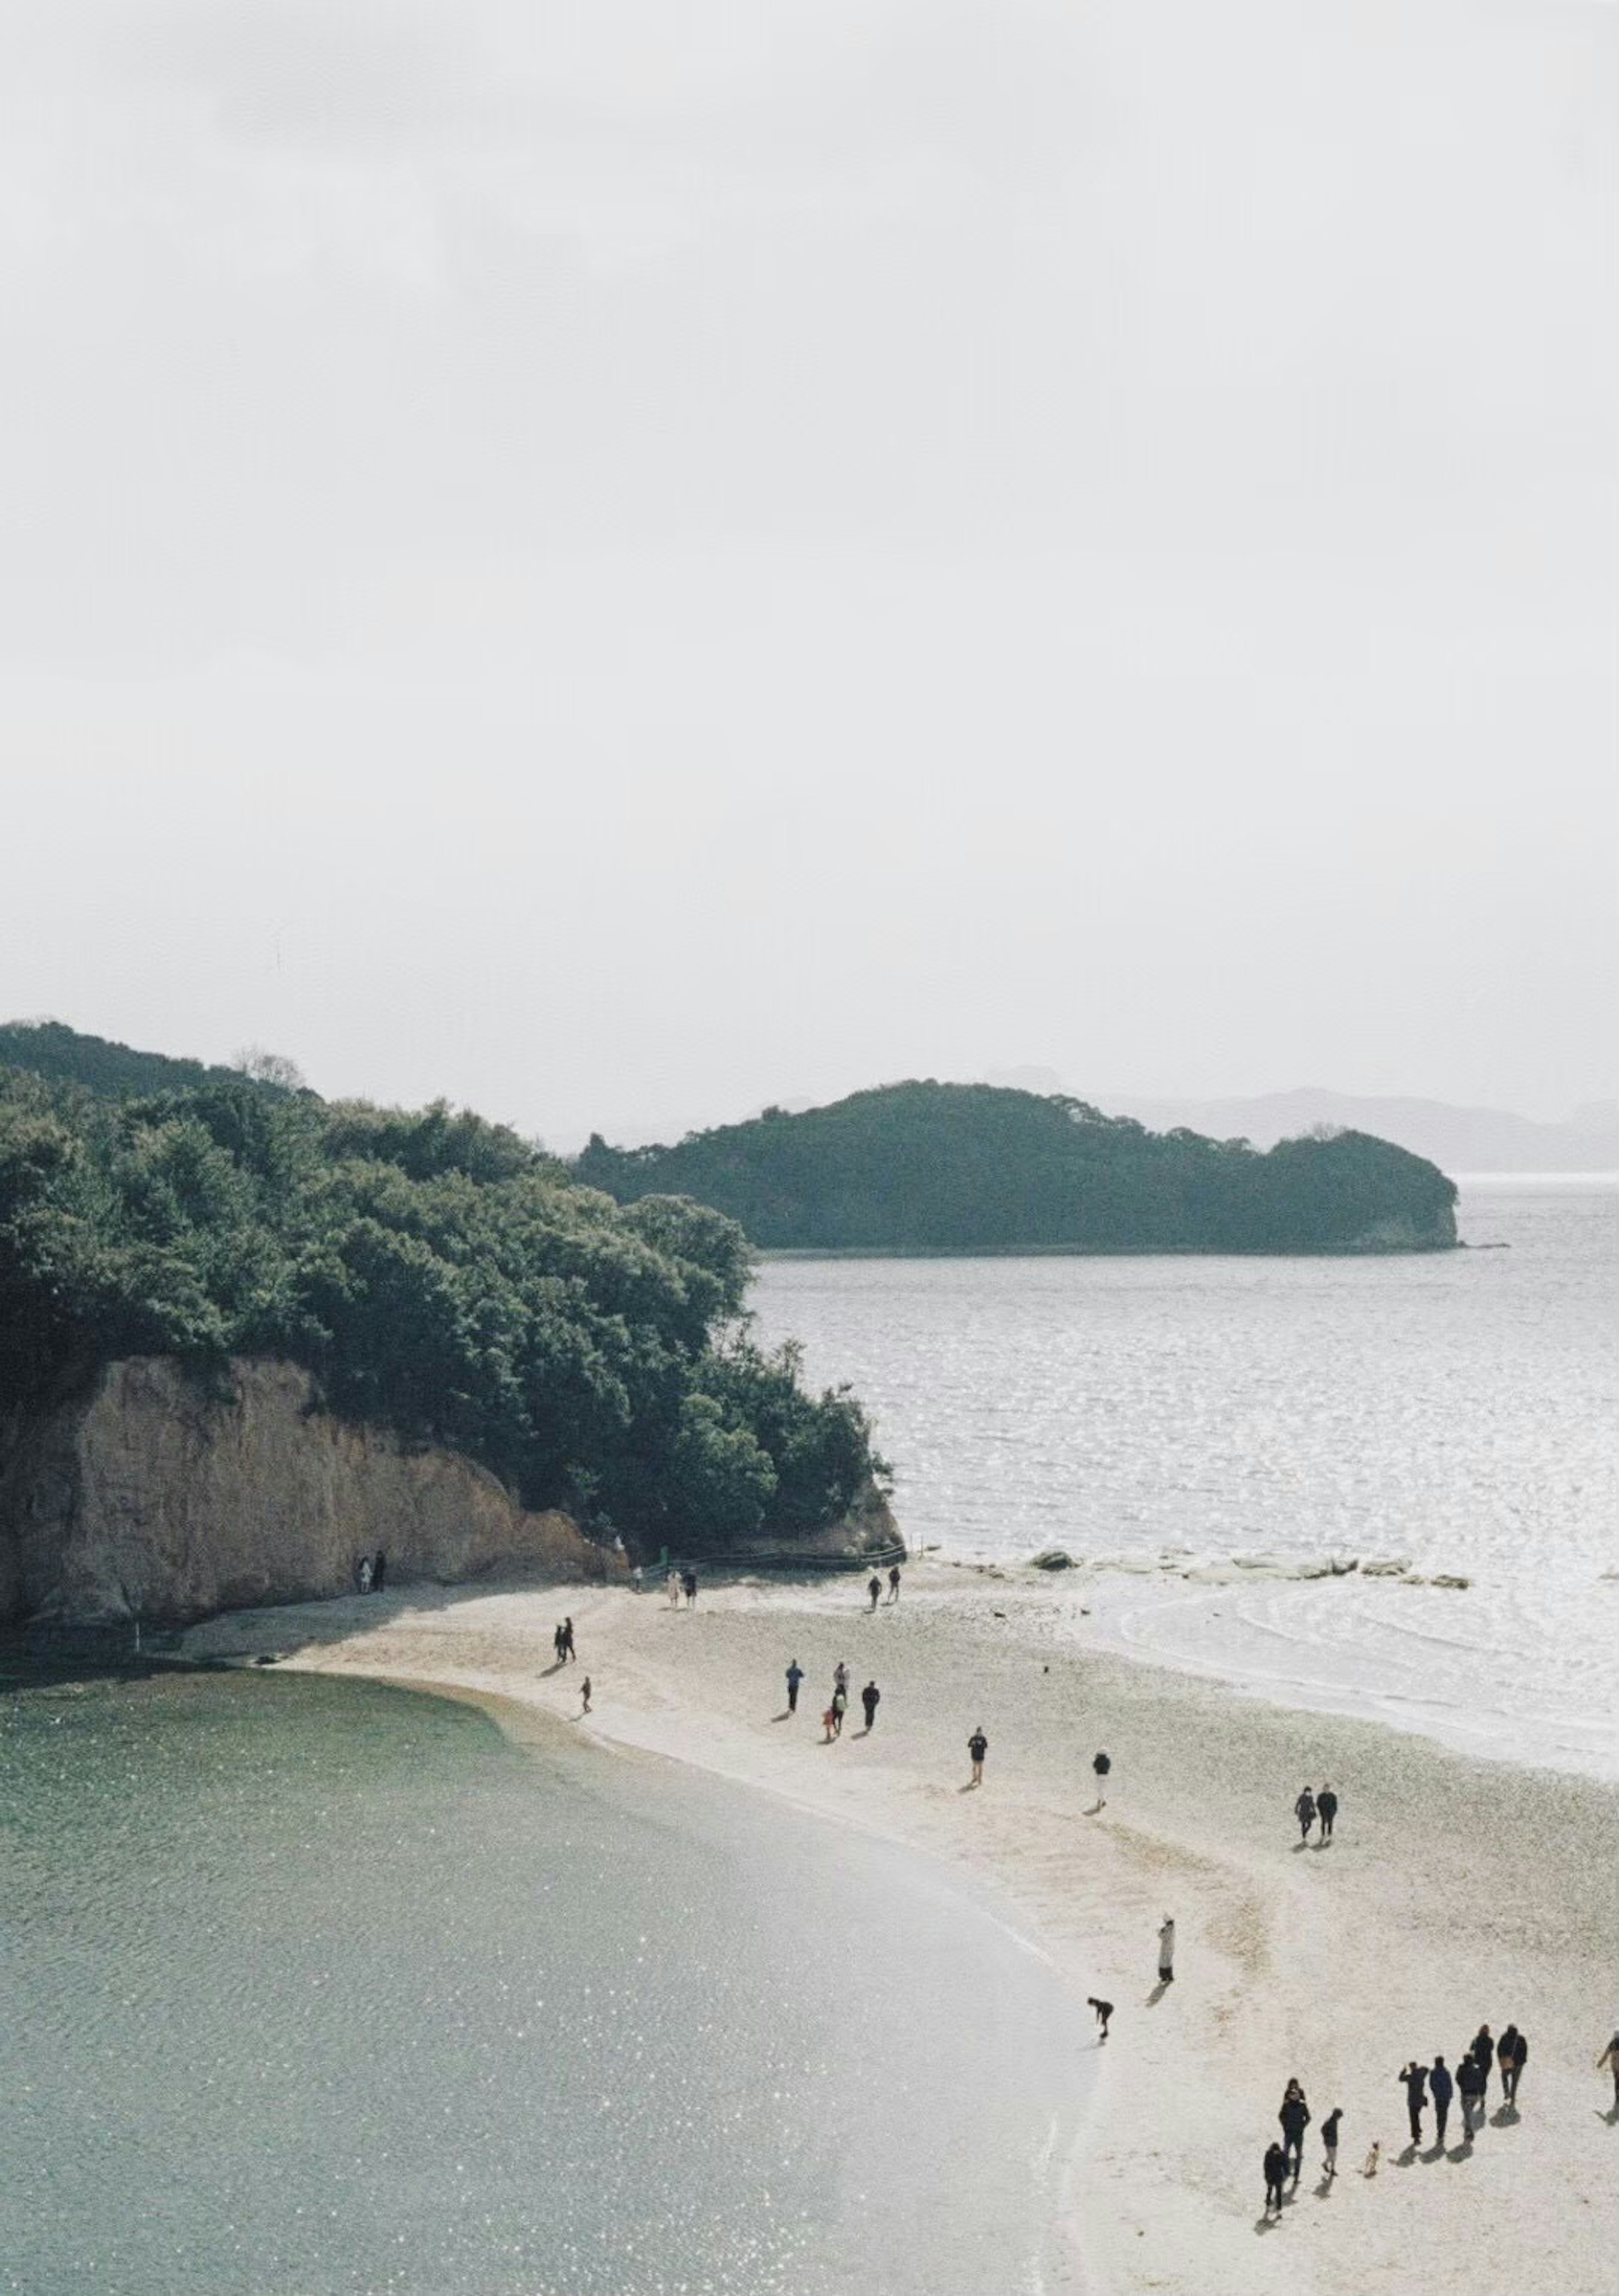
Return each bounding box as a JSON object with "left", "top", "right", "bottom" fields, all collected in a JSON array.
[{"left": 231, "top": 1047, "right": 307, "bottom": 1092}]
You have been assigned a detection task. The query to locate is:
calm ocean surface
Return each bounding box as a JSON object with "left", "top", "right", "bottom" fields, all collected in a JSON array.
[
  {"left": 751, "top": 1179, "right": 1619, "bottom": 1774},
  {"left": 1, "top": 1669, "right": 1088, "bottom": 2296}
]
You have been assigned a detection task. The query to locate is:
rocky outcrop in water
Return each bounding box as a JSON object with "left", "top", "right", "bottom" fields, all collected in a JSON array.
[{"left": 0, "top": 1357, "right": 614, "bottom": 1627}]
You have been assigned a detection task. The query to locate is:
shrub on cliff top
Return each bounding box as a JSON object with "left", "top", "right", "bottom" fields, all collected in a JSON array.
[{"left": 0, "top": 1069, "right": 885, "bottom": 1552}]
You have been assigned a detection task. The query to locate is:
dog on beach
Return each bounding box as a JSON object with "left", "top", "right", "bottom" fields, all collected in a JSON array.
[{"left": 1362, "top": 2142, "right": 1381, "bottom": 2178}]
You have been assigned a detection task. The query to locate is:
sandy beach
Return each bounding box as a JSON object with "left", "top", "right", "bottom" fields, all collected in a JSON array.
[{"left": 185, "top": 1564, "right": 1617, "bottom": 2296}]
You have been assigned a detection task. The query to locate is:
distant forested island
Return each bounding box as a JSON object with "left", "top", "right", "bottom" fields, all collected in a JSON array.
[
  {"left": 0, "top": 1032, "right": 885, "bottom": 1562},
  {"left": 573, "top": 1082, "right": 1459, "bottom": 1253}
]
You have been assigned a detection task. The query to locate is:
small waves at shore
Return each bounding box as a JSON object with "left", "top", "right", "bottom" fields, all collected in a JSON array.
[{"left": 752, "top": 1180, "right": 1618, "bottom": 1777}]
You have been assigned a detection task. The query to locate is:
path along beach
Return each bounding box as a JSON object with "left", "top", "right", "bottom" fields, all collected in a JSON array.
[{"left": 186, "top": 1563, "right": 1617, "bottom": 2296}]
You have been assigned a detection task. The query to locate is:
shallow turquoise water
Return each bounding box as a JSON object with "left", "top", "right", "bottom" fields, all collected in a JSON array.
[{"left": 1, "top": 1667, "right": 1088, "bottom": 2295}]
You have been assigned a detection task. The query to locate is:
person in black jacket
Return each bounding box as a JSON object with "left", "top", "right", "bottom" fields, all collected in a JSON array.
[
  {"left": 1428, "top": 2055, "right": 1454, "bottom": 2145},
  {"left": 1316, "top": 1783, "right": 1338, "bottom": 1839},
  {"left": 1293, "top": 1787, "right": 1316, "bottom": 1843},
  {"left": 1278, "top": 2081, "right": 1310, "bottom": 2180},
  {"left": 1456, "top": 2050, "right": 1484, "bottom": 2140},
  {"left": 1398, "top": 2061, "right": 1428, "bottom": 2145},
  {"left": 1471, "top": 2024, "right": 1495, "bottom": 2103},
  {"left": 1263, "top": 2141, "right": 1288, "bottom": 2218},
  {"left": 1500, "top": 2026, "right": 1528, "bottom": 2105},
  {"left": 861, "top": 1680, "right": 880, "bottom": 1731},
  {"left": 1320, "top": 2105, "right": 1342, "bottom": 2178}
]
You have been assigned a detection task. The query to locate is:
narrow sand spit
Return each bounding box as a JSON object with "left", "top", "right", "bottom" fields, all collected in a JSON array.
[{"left": 186, "top": 1566, "right": 1617, "bottom": 2296}]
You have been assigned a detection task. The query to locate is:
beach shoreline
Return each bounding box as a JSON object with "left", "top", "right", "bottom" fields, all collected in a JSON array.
[{"left": 184, "top": 1564, "right": 1617, "bottom": 2296}]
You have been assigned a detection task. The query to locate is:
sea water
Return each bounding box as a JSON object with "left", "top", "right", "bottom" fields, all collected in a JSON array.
[
  {"left": 0, "top": 1667, "right": 1089, "bottom": 2296},
  {"left": 751, "top": 1178, "right": 1619, "bottom": 1775}
]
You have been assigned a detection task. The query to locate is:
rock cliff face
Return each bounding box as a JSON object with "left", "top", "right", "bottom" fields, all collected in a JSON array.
[
  {"left": 713, "top": 1478, "right": 902, "bottom": 1569},
  {"left": 0, "top": 1357, "right": 613, "bottom": 1627}
]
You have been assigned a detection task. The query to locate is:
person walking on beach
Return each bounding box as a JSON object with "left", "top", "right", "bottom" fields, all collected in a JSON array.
[
  {"left": 967, "top": 1727, "right": 988, "bottom": 1785},
  {"left": 667, "top": 1569, "right": 681, "bottom": 1608},
  {"left": 1398, "top": 2061, "right": 1428, "bottom": 2146},
  {"left": 371, "top": 1548, "right": 387, "bottom": 1592},
  {"left": 579, "top": 1675, "right": 592, "bottom": 1715},
  {"left": 833, "top": 1659, "right": 849, "bottom": 1702},
  {"left": 887, "top": 1564, "right": 901, "bottom": 1603},
  {"left": 1088, "top": 1997, "right": 1113, "bottom": 2040},
  {"left": 1470, "top": 2024, "right": 1494, "bottom": 2104},
  {"left": 1317, "top": 1783, "right": 1338, "bottom": 1839},
  {"left": 1092, "top": 1751, "right": 1111, "bottom": 1809},
  {"left": 1429, "top": 2055, "right": 1453, "bottom": 2146},
  {"left": 1500, "top": 2025, "right": 1527, "bottom": 2106},
  {"left": 1320, "top": 2106, "right": 1342, "bottom": 2179},
  {"left": 1279, "top": 2081, "right": 1310, "bottom": 2179},
  {"left": 561, "top": 1617, "right": 576, "bottom": 1663},
  {"left": 861, "top": 1680, "right": 880, "bottom": 1731},
  {"left": 831, "top": 1687, "right": 847, "bottom": 1738},
  {"left": 1263, "top": 2140, "right": 1288, "bottom": 2219},
  {"left": 785, "top": 1659, "right": 804, "bottom": 1715},
  {"left": 866, "top": 1573, "right": 882, "bottom": 1612},
  {"left": 552, "top": 1620, "right": 565, "bottom": 1665},
  {"left": 356, "top": 1554, "right": 373, "bottom": 1595},
  {"left": 1597, "top": 2032, "right": 1619, "bottom": 2111},
  {"left": 682, "top": 1570, "right": 698, "bottom": 1607},
  {"left": 1156, "top": 1916, "right": 1175, "bottom": 1986},
  {"left": 821, "top": 1704, "right": 837, "bottom": 1743},
  {"left": 1293, "top": 1786, "right": 1316, "bottom": 1843},
  {"left": 1456, "top": 2049, "right": 1483, "bottom": 2139}
]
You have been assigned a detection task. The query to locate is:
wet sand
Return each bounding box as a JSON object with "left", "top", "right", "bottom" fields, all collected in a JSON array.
[{"left": 186, "top": 1564, "right": 1619, "bottom": 2296}]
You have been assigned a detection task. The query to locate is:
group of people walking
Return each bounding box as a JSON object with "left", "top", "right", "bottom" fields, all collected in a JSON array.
[
  {"left": 1263, "top": 2079, "right": 1344, "bottom": 2215},
  {"left": 1264, "top": 2022, "right": 1533, "bottom": 2219},
  {"left": 352, "top": 1550, "right": 387, "bottom": 1594},
  {"left": 1292, "top": 1782, "right": 1339, "bottom": 1842},
  {"left": 797, "top": 1657, "right": 882, "bottom": 1740},
  {"left": 1400, "top": 2025, "right": 1529, "bottom": 2147},
  {"left": 865, "top": 1565, "right": 902, "bottom": 1609},
  {"left": 549, "top": 1618, "right": 591, "bottom": 1709},
  {"left": 667, "top": 1569, "right": 699, "bottom": 1607}
]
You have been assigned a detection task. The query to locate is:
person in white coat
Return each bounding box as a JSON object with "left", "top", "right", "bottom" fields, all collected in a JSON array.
[{"left": 1157, "top": 1915, "right": 1176, "bottom": 1985}]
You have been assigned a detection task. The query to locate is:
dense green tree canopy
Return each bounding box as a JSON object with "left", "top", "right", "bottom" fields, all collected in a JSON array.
[
  {"left": 573, "top": 1082, "right": 1459, "bottom": 1253},
  {"left": 0, "top": 1068, "right": 883, "bottom": 1553}
]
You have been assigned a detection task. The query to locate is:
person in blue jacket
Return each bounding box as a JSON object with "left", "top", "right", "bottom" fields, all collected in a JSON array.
[{"left": 1428, "top": 2055, "right": 1454, "bottom": 2145}]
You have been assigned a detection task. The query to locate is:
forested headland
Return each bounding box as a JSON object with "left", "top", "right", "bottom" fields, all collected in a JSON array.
[
  {"left": 573, "top": 1082, "right": 1459, "bottom": 1253},
  {"left": 0, "top": 1050, "right": 885, "bottom": 1558}
]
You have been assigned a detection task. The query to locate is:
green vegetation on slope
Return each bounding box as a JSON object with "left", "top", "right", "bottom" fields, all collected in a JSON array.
[
  {"left": 573, "top": 1082, "right": 1458, "bottom": 1252},
  {"left": 0, "top": 1020, "right": 299, "bottom": 1102},
  {"left": 0, "top": 1068, "right": 884, "bottom": 1553}
]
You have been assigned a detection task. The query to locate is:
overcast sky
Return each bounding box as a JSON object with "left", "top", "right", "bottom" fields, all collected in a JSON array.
[{"left": 3, "top": 0, "right": 1613, "bottom": 1145}]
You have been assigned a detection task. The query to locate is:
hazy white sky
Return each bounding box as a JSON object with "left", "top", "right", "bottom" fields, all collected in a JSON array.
[{"left": 3, "top": 0, "right": 1613, "bottom": 1144}]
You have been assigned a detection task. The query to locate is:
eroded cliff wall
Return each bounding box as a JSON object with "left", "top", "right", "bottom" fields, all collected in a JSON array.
[{"left": 0, "top": 1357, "right": 613, "bottom": 1626}]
